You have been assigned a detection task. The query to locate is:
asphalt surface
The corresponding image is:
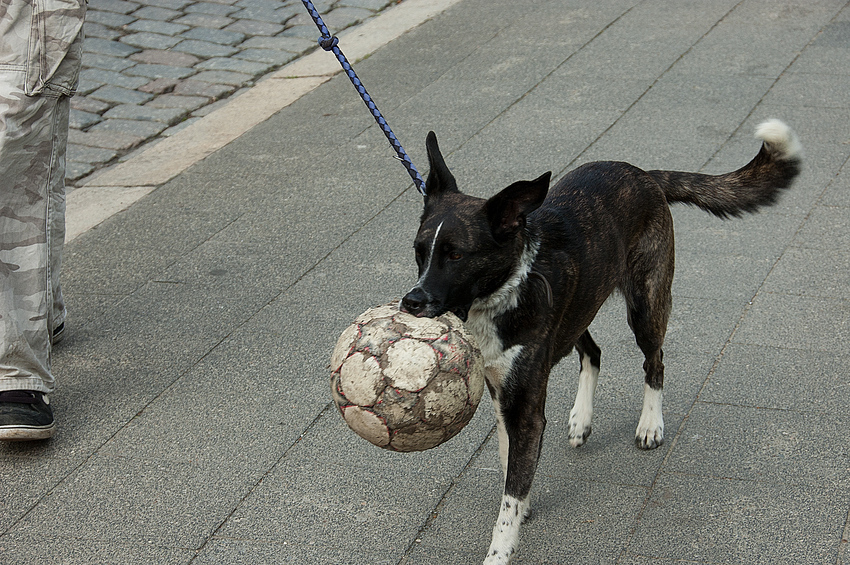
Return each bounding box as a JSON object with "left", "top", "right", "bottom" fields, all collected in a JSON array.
[{"left": 4, "top": 0, "right": 850, "bottom": 563}]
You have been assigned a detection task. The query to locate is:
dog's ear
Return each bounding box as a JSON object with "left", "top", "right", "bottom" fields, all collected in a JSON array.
[
  {"left": 485, "top": 172, "right": 551, "bottom": 242},
  {"left": 425, "top": 131, "right": 458, "bottom": 198}
]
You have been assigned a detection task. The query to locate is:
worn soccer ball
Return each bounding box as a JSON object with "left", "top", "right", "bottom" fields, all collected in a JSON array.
[{"left": 330, "top": 302, "right": 486, "bottom": 452}]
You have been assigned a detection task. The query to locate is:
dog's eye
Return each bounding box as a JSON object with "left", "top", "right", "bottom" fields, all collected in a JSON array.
[{"left": 448, "top": 251, "right": 463, "bottom": 261}]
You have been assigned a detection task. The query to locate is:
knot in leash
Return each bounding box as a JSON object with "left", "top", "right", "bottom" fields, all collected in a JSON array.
[
  {"left": 318, "top": 35, "right": 339, "bottom": 51},
  {"left": 300, "top": 0, "right": 426, "bottom": 196}
]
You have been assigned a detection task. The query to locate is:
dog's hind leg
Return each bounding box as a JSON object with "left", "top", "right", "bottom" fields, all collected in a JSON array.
[
  {"left": 626, "top": 235, "right": 674, "bottom": 449},
  {"left": 568, "top": 331, "right": 601, "bottom": 447}
]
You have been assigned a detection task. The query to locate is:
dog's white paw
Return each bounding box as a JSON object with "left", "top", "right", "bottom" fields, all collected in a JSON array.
[
  {"left": 568, "top": 354, "right": 598, "bottom": 448},
  {"left": 635, "top": 384, "right": 664, "bottom": 449},
  {"left": 483, "top": 495, "right": 526, "bottom": 564},
  {"left": 567, "top": 406, "right": 592, "bottom": 448},
  {"left": 635, "top": 422, "right": 664, "bottom": 449},
  {"left": 483, "top": 549, "right": 513, "bottom": 565}
]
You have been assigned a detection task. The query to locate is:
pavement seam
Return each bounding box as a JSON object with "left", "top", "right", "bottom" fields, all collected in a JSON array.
[
  {"left": 397, "top": 422, "right": 499, "bottom": 564},
  {"left": 189, "top": 401, "right": 339, "bottom": 562},
  {"left": 839, "top": 506, "right": 850, "bottom": 565}
]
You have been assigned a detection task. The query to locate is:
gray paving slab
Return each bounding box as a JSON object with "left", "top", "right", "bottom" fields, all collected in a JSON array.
[
  {"left": 702, "top": 343, "right": 850, "bottom": 414},
  {"left": 630, "top": 473, "right": 849, "bottom": 564},
  {"left": 0, "top": 533, "right": 194, "bottom": 565},
  {"left": 4, "top": 0, "right": 850, "bottom": 563},
  {"left": 734, "top": 292, "right": 850, "bottom": 352},
  {"left": 669, "top": 404, "right": 850, "bottom": 486}
]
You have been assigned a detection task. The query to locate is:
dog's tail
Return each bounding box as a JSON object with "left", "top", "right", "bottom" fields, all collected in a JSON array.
[{"left": 649, "top": 119, "right": 802, "bottom": 218}]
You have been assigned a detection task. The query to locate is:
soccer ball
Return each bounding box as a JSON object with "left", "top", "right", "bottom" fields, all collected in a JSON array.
[{"left": 330, "top": 302, "right": 486, "bottom": 452}]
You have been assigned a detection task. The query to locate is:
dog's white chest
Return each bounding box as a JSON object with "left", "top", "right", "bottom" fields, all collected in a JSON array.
[{"left": 466, "top": 309, "right": 522, "bottom": 391}]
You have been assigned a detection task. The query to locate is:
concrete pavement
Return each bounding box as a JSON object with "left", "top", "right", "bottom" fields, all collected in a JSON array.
[{"left": 3, "top": 0, "right": 850, "bottom": 563}]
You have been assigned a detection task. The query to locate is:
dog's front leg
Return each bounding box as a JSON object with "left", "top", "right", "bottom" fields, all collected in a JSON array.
[{"left": 484, "top": 397, "right": 545, "bottom": 564}]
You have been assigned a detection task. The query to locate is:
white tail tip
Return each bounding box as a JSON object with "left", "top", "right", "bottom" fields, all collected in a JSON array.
[{"left": 755, "top": 119, "right": 802, "bottom": 160}]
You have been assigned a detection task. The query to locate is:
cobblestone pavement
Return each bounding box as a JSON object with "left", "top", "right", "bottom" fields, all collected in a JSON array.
[{"left": 69, "top": 0, "right": 396, "bottom": 187}]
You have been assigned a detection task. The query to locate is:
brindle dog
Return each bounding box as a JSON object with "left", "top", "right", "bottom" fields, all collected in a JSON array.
[{"left": 400, "top": 120, "right": 801, "bottom": 563}]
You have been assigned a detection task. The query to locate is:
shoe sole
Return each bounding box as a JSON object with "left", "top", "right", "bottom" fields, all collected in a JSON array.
[
  {"left": 0, "top": 424, "right": 55, "bottom": 441},
  {"left": 51, "top": 323, "right": 66, "bottom": 346}
]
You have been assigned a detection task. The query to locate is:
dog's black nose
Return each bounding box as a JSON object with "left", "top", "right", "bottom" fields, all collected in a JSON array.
[{"left": 401, "top": 288, "right": 428, "bottom": 316}]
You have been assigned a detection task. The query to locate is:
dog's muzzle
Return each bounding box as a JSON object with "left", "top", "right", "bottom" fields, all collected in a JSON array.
[
  {"left": 400, "top": 287, "right": 430, "bottom": 317},
  {"left": 400, "top": 288, "right": 470, "bottom": 321}
]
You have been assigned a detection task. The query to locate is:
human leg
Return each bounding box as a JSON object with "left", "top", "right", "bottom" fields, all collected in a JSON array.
[{"left": 0, "top": 0, "right": 84, "bottom": 439}]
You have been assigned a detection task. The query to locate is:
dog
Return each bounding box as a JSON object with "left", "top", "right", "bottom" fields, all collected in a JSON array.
[{"left": 400, "top": 120, "right": 801, "bottom": 563}]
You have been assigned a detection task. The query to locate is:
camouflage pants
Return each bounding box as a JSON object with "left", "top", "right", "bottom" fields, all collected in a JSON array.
[{"left": 0, "top": 0, "right": 85, "bottom": 393}]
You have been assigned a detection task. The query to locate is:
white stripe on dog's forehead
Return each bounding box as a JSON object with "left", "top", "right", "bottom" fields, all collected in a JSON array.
[
  {"left": 430, "top": 222, "right": 443, "bottom": 251},
  {"left": 415, "top": 221, "right": 442, "bottom": 286}
]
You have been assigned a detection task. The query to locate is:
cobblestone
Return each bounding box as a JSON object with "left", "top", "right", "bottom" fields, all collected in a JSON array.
[
  {"left": 131, "top": 6, "right": 182, "bottom": 20},
  {"left": 80, "top": 69, "right": 149, "bottom": 90},
  {"left": 278, "top": 24, "right": 319, "bottom": 39},
  {"left": 324, "top": 7, "right": 373, "bottom": 29},
  {"left": 173, "top": 13, "right": 233, "bottom": 29},
  {"left": 71, "top": 97, "right": 111, "bottom": 114},
  {"left": 233, "top": 48, "right": 297, "bottom": 65},
  {"left": 83, "top": 37, "right": 141, "bottom": 57},
  {"left": 89, "top": 118, "right": 169, "bottom": 138},
  {"left": 146, "top": 93, "right": 209, "bottom": 111},
  {"left": 171, "top": 79, "right": 235, "bottom": 99},
  {"left": 70, "top": 129, "right": 146, "bottom": 151},
  {"left": 88, "top": 85, "right": 155, "bottom": 105},
  {"left": 125, "top": 63, "right": 197, "bottom": 79},
  {"left": 190, "top": 69, "right": 254, "bottom": 86},
  {"left": 137, "top": 77, "right": 179, "bottom": 94},
  {"left": 130, "top": 49, "right": 200, "bottom": 67},
  {"left": 68, "top": 145, "right": 120, "bottom": 165},
  {"left": 67, "top": 0, "right": 398, "bottom": 186},
  {"left": 86, "top": 10, "right": 136, "bottom": 27},
  {"left": 181, "top": 27, "right": 246, "bottom": 45},
  {"left": 161, "top": 116, "right": 201, "bottom": 136},
  {"left": 239, "top": 35, "right": 314, "bottom": 51},
  {"left": 172, "top": 39, "right": 239, "bottom": 57},
  {"left": 223, "top": 19, "right": 284, "bottom": 36},
  {"left": 70, "top": 109, "right": 103, "bottom": 130},
  {"left": 184, "top": 1, "right": 240, "bottom": 16},
  {"left": 83, "top": 23, "right": 123, "bottom": 40},
  {"left": 84, "top": 54, "right": 137, "bottom": 72},
  {"left": 102, "top": 104, "right": 188, "bottom": 124},
  {"left": 120, "top": 31, "right": 184, "bottom": 49},
  {"left": 89, "top": 0, "right": 140, "bottom": 14},
  {"left": 230, "top": 7, "right": 292, "bottom": 24},
  {"left": 143, "top": 0, "right": 192, "bottom": 9},
  {"left": 125, "top": 18, "right": 191, "bottom": 35},
  {"left": 195, "top": 57, "right": 270, "bottom": 75}
]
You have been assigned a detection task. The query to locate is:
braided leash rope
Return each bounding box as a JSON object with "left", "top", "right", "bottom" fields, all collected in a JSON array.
[{"left": 301, "top": 0, "right": 427, "bottom": 196}]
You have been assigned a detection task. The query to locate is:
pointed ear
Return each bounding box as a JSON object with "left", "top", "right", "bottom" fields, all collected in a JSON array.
[
  {"left": 425, "top": 131, "right": 458, "bottom": 199},
  {"left": 485, "top": 172, "right": 551, "bottom": 242}
]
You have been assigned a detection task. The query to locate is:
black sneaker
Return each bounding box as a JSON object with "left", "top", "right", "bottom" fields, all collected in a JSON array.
[
  {"left": 51, "top": 322, "right": 66, "bottom": 346},
  {"left": 0, "top": 390, "right": 55, "bottom": 441}
]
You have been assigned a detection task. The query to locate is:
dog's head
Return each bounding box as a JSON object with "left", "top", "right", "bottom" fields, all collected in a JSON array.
[{"left": 400, "top": 132, "right": 551, "bottom": 321}]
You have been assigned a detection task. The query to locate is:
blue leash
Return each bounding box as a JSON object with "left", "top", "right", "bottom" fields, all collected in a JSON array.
[{"left": 301, "top": 0, "right": 427, "bottom": 196}]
